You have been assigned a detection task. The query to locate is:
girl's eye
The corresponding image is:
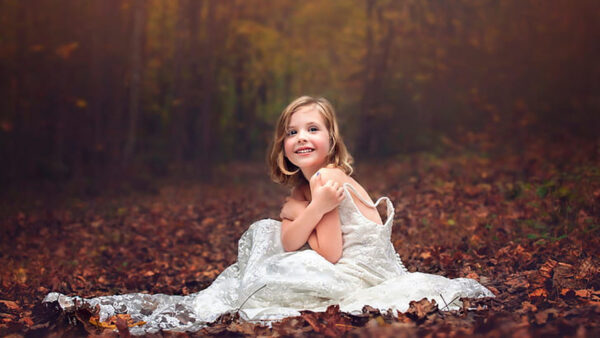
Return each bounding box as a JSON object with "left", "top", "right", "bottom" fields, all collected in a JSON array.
[
  {"left": 309, "top": 126, "right": 318, "bottom": 132},
  {"left": 286, "top": 130, "right": 297, "bottom": 136}
]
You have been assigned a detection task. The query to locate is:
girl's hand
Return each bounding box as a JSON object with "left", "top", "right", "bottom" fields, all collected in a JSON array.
[
  {"left": 280, "top": 197, "right": 309, "bottom": 221},
  {"left": 309, "top": 172, "right": 345, "bottom": 215}
]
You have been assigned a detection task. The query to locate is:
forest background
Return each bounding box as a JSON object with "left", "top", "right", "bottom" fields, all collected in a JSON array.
[
  {"left": 1, "top": 0, "right": 598, "bottom": 189},
  {"left": 1, "top": 0, "right": 600, "bottom": 336}
]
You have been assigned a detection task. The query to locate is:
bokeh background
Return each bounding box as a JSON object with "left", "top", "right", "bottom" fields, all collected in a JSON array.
[
  {"left": 1, "top": 0, "right": 598, "bottom": 187},
  {"left": 1, "top": 3, "right": 600, "bottom": 335}
]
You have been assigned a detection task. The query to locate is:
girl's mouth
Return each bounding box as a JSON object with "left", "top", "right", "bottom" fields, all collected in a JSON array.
[{"left": 295, "top": 148, "right": 314, "bottom": 154}]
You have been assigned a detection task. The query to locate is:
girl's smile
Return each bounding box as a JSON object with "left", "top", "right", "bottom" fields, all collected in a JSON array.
[
  {"left": 284, "top": 105, "right": 330, "bottom": 178},
  {"left": 295, "top": 146, "right": 314, "bottom": 154}
]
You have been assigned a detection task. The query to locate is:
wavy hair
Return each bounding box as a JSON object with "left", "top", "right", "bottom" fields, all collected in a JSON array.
[{"left": 268, "top": 96, "right": 353, "bottom": 187}]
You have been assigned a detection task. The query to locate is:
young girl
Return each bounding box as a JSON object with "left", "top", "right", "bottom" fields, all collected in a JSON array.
[{"left": 45, "top": 96, "right": 494, "bottom": 334}]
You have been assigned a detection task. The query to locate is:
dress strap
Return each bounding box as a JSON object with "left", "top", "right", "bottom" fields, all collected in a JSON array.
[{"left": 342, "top": 183, "right": 394, "bottom": 225}]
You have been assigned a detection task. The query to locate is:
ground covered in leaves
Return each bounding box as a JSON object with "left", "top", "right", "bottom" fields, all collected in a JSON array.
[{"left": 1, "top": 137, "right": 599, "bottom": 337}]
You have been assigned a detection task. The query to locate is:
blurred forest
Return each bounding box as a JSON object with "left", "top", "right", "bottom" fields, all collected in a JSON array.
[
  {"left": 0, "top": 0, "right": 599, "bottom": 185},
  {"left": 2, "top": 1, "right": 600, "bottom": 336}
]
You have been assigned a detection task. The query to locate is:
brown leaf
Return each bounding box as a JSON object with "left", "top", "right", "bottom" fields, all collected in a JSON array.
[
  {"left": 539, "top": 259, "right": 558, "bottom": 280},
  {"left": 576, "top": 257, "right": 598, "bottom": 280},
  {"left": 575, "top": 289, "right": 592, "bottom": 298},
  {"left": 19, "top": 316, "right": 34, "bottom": 327},
  {"left": 553, "top": 262, "right": 579, "bottom": 289},
  {"left": 227, "top": 321, "right": 257, "bottom": 335},
  {"left": 301, "top": 312, "right": 321, "bottom": 333},
  {"left": 0, "top": 300, "right": 21, "bottom": 311},
  {"left": 466, "top": 272, "right": 479, "bottom": 280},
  {"left": 323, "top": 305, "right": 353, "bottom": 335},
  {"left": 560, "top": 288, "right": 576, "bottom": 298},
  {"left": 505, "top": 274, "right": 530, "bottom": 291},
  {"left": 531, "top": 259, "right": 558, "bottom": 289},
  {"left": 201, "top": 217, "right": 216, "bottom": 226},
  {"left": 528, "top": 288, "right": 548, "bottom": 300},
  {"left": 361, "top": 305, "right": 381, "bottom": 316},
  {"left": 89, "top": 313, "right": 145, "bottom": 330},
  {"left": 202, "top": 323, "right": 228, "bottom": 335},
  {"left": 407, "top": 298, "right": 438, "bottom": 321},
  {"left": 487, "top": 286, "right": 500, "bottom": 296},
  {"left": 520, "top": 301, "right": 537, "bottom": 313}
]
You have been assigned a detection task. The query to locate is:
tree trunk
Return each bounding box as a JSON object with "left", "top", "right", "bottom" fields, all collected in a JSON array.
[
  {"left": 170, "top": 0, "right": 190, "bottom": 162},
  {"left": 89, "top": 0, "right": 107, "bottom": 176},
  {"left": 9, "top": 1, "right": 30, "bottom": 180},
  {"left": 197, "top": 0, "right": 217, "bottom": 173},
  {"left": 357, "top": 0, "right": 376, "bottom": 156},
  {"left": 123, "top": 0, "right": 145, "bottom": 165}
]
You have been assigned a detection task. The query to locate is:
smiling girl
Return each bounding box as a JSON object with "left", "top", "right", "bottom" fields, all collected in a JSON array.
[{"left": 269, "top": 96, "right": 383, "bottom": 263}]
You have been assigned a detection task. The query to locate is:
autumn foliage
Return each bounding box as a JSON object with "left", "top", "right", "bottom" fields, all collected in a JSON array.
[{"left": 1, "top": 136, "right": 599, "bottom": 336}]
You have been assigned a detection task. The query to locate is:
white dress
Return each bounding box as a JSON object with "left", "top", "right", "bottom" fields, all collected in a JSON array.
[{"left": 44, "top": 184, "right": 494, "bottom": 334}]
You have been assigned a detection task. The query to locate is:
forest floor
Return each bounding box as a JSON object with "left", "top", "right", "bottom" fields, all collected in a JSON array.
[{"left": 1, "top": 136, "right": 599, "bottom": 337}]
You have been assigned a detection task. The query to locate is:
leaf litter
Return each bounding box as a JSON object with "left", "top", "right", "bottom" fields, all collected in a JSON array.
[{"left": 1, "top": 138, "right": 599, "bottom": 336}]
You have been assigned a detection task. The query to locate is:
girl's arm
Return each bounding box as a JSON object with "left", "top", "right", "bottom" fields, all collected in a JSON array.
[
  {"left": 306, "top": 168, "right": 345, "bottom": 263},
  {"left": 306, "top": 209, "right": 342, "bottom": 262},
  {"left": 280, "top": 188, "right": 322, "bottom": 257},
  {"left": 279, "top": 189, "right": 309, "bottom": 221},
  {"left": 280, "top": 173, "right": 344, "bottom": 257}
]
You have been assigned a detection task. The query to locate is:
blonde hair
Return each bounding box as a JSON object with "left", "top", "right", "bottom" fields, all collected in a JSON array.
[{"left": 268, "top": 96, "right": 353, "bottom": 186}]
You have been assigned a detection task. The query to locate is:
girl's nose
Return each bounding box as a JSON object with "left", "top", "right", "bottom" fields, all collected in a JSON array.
[{"left": 297, "top": 129, "right": 308, "bottom": 142}]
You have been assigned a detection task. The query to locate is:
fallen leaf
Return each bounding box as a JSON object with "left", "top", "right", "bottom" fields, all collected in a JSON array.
[
  {"left": 19, "top": 316, "right": 34, "bottom": 326},
  {"left": 407, "top": 298, "right": 438, "bottom": 320},
  {"left": 575, "top": 289, "right": 592, "bottom": 298},
  {"left": 89, "top": 313, "right": 145, "bottom": 330},
  {"left": 0, "top": 300, "right": 21, "bottom": 311},
  {"left": 528, "top": 288, "right": 548, "bottom": 299}
]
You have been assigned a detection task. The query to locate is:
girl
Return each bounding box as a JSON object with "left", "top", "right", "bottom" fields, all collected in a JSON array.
[
  {"left": 270, "top": 95, "right": 382, "bottom": 264},
  {"left": 45, "top": 96, "right": 494, "bottom": 335}
]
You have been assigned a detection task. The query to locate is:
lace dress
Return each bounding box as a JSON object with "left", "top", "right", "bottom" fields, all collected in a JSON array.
[{"left": 44, "top": 184, "right": 494, "bottom": 334}]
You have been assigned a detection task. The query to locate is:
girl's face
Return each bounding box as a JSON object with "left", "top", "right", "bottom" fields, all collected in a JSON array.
[{"left": 284, "top": 105, "right": 331, "bottom": 175}]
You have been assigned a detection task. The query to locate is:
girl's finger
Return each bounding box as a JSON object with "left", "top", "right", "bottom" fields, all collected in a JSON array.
[{"left": 310, "top": 171, "right": 323, "bottom": 185}]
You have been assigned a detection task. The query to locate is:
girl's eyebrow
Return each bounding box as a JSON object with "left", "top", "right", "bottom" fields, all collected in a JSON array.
[{"left": 287, "top": 121, "right": 322, "bottom": 129}]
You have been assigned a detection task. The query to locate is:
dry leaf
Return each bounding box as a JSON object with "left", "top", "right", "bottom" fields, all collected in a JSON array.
[
  {"left": 528, "top": 288, "right": 548, "bottom": 299},
  {"left": 0, "top": 300, "right": 21, "bottom": 311},
  {"left": 407, "top": 298, "right": 438, "bottom": 320}
]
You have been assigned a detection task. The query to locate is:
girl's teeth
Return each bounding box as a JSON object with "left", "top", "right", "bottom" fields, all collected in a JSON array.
[{"left": 297, "top": 149, "right": 313, "bottom": 153}]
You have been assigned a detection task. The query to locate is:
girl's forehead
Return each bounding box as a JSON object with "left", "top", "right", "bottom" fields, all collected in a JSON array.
[{"left": 288, "top": 105, "right": 326, "bottom": 126}]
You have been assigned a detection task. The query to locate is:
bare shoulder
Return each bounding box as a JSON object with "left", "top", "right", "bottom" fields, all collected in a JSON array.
[
  {"left": 316, "top": 166, "right": 349, "bottom": 182},
  {"left": 343, "top": 174, "right": 377, "bottom": 205}
]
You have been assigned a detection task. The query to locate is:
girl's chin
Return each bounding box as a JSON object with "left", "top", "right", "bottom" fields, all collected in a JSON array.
[{"left": 293, "top": 160, "right": 326, "bottom": 172}]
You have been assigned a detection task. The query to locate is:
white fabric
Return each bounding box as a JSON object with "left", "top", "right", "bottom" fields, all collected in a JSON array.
[{"left": 44, "top": 184, "right": 494, "bottom": 334}]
